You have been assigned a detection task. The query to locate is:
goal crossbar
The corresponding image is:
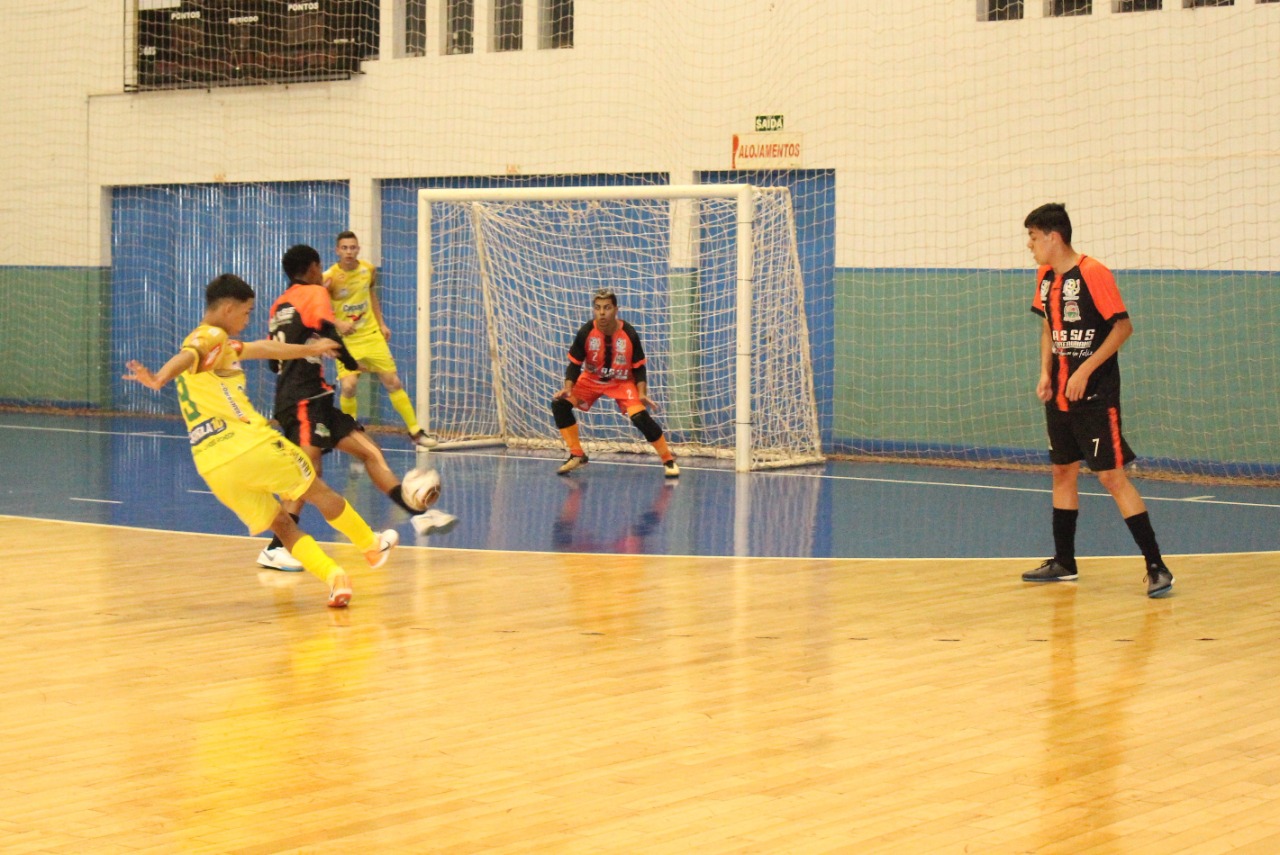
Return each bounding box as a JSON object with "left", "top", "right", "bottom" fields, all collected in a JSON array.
[{"left": 415, "top": 183, "right": 823, "bottom": 472}]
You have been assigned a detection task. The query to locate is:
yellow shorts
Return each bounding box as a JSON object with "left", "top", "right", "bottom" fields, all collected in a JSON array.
[
  {"left": 201, "top": 437, "right": 317, "bottom": 534},
  {"left": 337, "top": 331, "right": 398, "bottom": 378}
]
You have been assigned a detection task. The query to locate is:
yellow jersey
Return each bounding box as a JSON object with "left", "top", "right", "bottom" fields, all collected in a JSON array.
[
  {"left": 173, "top": 324, "right": 277, "bottom": 474},
  {"left": 325, "top": 259, "right": 381, "bottom": 342}
]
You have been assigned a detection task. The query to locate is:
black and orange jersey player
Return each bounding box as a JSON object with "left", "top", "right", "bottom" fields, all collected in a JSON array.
[
  {"left": 1021, "top": 203, "right": 1173, "bottom": 598},
  {"left": 551, "top": 288, "right": 679, "bottom": 478},
  {"left": 254, "top": 244, "right": 450, "bottom": 574},
  {"left": 268, "top": 249, "right": 359, "bottom": 427}
]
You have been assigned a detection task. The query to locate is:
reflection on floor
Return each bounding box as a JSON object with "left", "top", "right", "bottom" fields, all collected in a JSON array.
[{"left": 1, "top": 411, "right": 1277, "bottom": 559}]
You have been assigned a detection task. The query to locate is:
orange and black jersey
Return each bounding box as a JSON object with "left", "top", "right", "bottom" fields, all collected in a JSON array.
[
  {"left": 268, "top": 282, "right": 357, "bottom": 419},
  {"left": 565, "top": 319, "right": 647, "bottom": 384},
  {"left": 1031, "top": 256, "right": 1128, "bottom": 412}
]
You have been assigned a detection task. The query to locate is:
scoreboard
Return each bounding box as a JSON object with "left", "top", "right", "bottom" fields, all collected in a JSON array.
[{"left": 135, "top": 0, "right": 378, "bottom": 90}]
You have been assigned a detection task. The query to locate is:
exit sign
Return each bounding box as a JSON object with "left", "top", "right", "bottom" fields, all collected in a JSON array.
[{"left": 755, "top": 115, "right": 784, "bottom": 132}]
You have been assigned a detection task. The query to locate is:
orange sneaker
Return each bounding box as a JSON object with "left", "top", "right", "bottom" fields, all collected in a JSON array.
[
  {"left": 327, "top": 572, "right": 353, "bottom": 609},
  {"left": 364, "top": 528, "right": 400, "bottom": 569}
]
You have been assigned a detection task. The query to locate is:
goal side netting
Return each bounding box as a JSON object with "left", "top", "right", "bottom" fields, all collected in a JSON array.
[{"left": 415, "top": 184, "right": 823, "bottom": 471}]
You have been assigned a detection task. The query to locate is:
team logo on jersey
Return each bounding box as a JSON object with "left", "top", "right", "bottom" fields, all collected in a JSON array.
[
  {"left": 1062, "top": 278, "right": 1081, "bottom": 300},
  {"left": 1063, "top": 301, "right": 1082, "bottom": 323},
  {"left": 188, "top": 417, "right": 228, "bottom": 446},
  {"left": 1040, "top": 278, "right": 1052, "bottom": 304},
  {"left": 271, "top": 306, "right": 297, "bottom": 333}
]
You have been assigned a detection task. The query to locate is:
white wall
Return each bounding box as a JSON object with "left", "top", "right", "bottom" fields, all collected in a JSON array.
[{"left": 8, "top": 0, "right": 1280, "bottom": 269}]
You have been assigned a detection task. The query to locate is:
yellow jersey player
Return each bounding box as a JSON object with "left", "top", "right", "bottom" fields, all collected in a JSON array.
[
  {"left": 325, "top": 230, "right": 436, "bottom": 448},
  {"left": 123, "top": 273, "right": 399, "bottom": 609}
]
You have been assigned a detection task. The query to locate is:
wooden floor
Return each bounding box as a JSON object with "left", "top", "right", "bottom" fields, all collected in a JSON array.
[{"left": 7, "top": 516, "right": 1280, "bottom": 854}]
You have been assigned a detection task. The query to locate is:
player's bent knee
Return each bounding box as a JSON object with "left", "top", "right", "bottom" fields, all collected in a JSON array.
[
  {"left": 630, "top": 409, "right": 663, "bottom": 442},
  {"left": 552, "top": 396, "right": 577, "bottom": 429}
]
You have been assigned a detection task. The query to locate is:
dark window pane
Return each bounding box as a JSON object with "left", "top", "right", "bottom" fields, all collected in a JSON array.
[
  {"left": 406, "top": 0, "right": 427, "bottom": 56},
  {"left": 494, "top": 0, "right": 522, "bottom": 51},
  {"left": 541, "top": 0, "right": 572, "bottom": 49},
  {"left": 1050, "top": 0, "right": 1092, "bottom": 15},
  {"left": 447, "top": 0, "right": 474, "bottom": 54},
  {"left": 985, "top": 1, "right": 1024, "bottom": 21}
]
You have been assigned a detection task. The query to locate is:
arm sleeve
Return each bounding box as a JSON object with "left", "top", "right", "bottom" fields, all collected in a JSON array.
[
  {"left": 565, "top": 322, "right": 590, "bottom": 382},
  {"left": 298, "top": 287, "right": 359, "bottom": 371},
  {"left": 320, "top": 319, "right": 359, "bottom": 371},
  {"left": 1081, "top": 258, "right": 1128, "bottom": 322},
  {"left": 625, "top": 323, "right": 648, "bottom": 385},
  {"left": 1030, "top": 266, "right": 1049, "bottom": 318},
  {"left": 183, "top": 326, "right": 239, "bottom": 373}
]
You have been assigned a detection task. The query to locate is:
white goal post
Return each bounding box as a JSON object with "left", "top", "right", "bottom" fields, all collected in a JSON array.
[{"left": 414, "top": 184, "right": 823, "bottom": 472}]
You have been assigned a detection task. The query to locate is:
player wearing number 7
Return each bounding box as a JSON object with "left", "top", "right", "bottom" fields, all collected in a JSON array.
[
  {"left": 122, "top": 274, "right": 398, "bottom": 609},
  {"left": 1020, "top": 203, "right": 1174, "bottom": 598}
]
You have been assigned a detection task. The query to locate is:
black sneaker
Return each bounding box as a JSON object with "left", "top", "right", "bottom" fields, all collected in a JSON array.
[
  {"left": 1022, "top": 558, "right": 1078, "bottom": 583},
  {"left": 663, "top": 459, "right": 680, "bottom": 478},
  {"left": 1146, "top": 565, "right": 1174, "bottom": 598}
]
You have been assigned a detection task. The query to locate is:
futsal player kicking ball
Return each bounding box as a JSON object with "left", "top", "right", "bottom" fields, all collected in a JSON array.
[
  {"left": 123, "top": 274, "right": 398, "bottom": 609},
  {"left": 552, "top": 288, "right": 679, "bottom": 479},
  {"left": 1020, "top": 203, "right": 1174, "bottom": 598},
  {"left": 256, "top": 244, "right": 456, "bottom": 572}
]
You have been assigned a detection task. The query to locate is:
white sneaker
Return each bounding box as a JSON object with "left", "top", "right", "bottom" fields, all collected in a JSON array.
[
  {"left": 410, "top": 430, "right": 439, "bottom": 449},
  {"left": 412, "top": 508, "right": 459, "bottom": 536},
  {"left": 364, "top": 528, "right": 400, "bottom": 569},
  {"left": 258, "top": 546, "right": 304, "bottom": 572}
]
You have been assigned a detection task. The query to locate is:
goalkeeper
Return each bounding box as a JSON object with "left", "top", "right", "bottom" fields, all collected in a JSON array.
[{"left": 551, "top": 288, "right": 679, "bottom": 479}]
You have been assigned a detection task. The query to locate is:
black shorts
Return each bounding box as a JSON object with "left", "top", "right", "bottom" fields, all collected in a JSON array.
[
  {"left": 275, "top": 394, "right": 363, "bottom": 453},
  {"left": 1045, "top": 403, "right": 1135, "bottom": 471}
]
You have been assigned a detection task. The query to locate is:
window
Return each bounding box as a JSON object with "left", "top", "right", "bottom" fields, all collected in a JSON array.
[
  {"left": 1184, "top": 0, "right": 1232, "bottom": 5},
  {"left": 494, "top": 0, "right": 522, "bottom": 51},
  {"left": 540, "top": 0, "right": 573, "bottom": 49},
  {"left": 406, "top": 0, "right": 427, "bottom": 56},
  {"left": 445, "top": 0, "right": 473, "bottom": 54},
  {"left": 983, "top": 1, "right": 1024, "bottom": 21},
  {"left": 1115, "top": 0, "right": 1161, "bottom": 10},
  {"left": 1047, "top": 0, "right": 1091, "bottom": 14},
  {"left": 325, "top": 1, "right": 379, "bottom": 61}
]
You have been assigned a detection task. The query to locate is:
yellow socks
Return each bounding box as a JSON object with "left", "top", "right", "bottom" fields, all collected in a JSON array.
[
  {"left": 388, "top": 388, "right": 421, "bottom": 435},
  {"left": 339, "top": 393, "right": 358, "bottom": 418},
  {"left": 290, "top": 535, "right": 341, "bottom": 584},
  {"left": 325, "top": 499, "right": 379, "bottom": 553}
]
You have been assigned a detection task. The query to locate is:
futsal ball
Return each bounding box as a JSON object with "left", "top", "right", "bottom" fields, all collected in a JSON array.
[{"left": 401, "top": 467, "right": 441, "bottom": 512}]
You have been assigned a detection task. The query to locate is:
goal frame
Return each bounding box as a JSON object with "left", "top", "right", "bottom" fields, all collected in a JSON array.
[{"left": 414, "top": 183, "right": 822, "bottom": 472}]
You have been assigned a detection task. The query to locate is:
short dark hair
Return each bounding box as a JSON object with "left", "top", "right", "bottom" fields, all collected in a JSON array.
[
  {"left": 336, "top": 230, "right": 358, "bottom": 244},
  {"left": 282, "top": 244, "right": 321, "bottom": 282},
  {"left": 593, "top": 288, "right": 617, "bottom": 307},
  {"left": 1024, "top": 203, "right": 1072, "bottom": 246},
  {"left": 206, "top": 273, "right": 254, "bottom": 307}
]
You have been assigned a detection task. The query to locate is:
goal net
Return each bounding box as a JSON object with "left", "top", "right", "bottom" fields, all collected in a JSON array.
[{"left": 415, "top": 184, "right": 823, "bottom": 471}]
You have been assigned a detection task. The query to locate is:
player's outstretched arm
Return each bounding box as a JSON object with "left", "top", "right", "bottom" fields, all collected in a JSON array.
[
  {"left": 241, "top": 338, "right": 340, "bottom": 362},
  {"left": 123, "top": 351, "right": 196, "bottom": 391}
]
